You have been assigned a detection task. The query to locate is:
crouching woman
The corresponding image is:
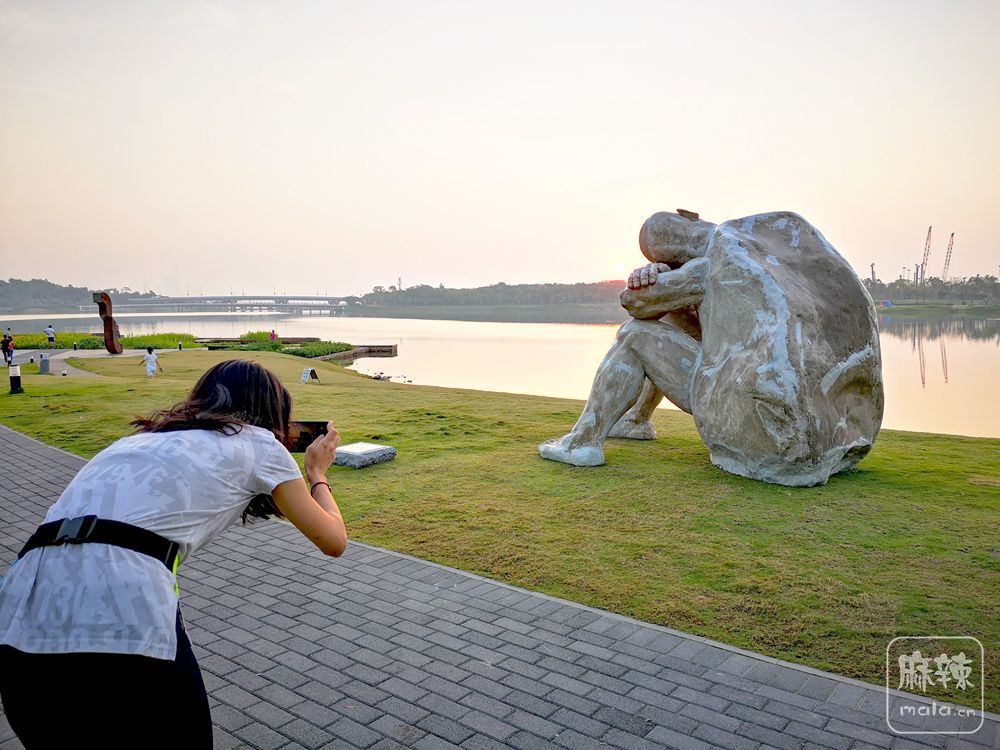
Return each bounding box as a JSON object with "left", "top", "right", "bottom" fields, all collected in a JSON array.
[{"left": 0, "top": 359, "right": 347, "bottom": 748}]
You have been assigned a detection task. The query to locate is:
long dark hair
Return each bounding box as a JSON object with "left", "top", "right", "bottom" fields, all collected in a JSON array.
[{"left": 131, "top": 359, "right": 293, "bottom": 523}]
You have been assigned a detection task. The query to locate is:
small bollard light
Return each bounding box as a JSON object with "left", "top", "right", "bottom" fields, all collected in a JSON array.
[
  {"left": 61, "top": 369, "right": 68, "bottom": 376},
  {"left": 9, "top": 364, "right": 23, "bottom": 394},
  {"left": 178, "top": 341, "right": 183, "bottom": 350},
  {"left": 73, "top": 342, "right": 78, "bottom": 350}
]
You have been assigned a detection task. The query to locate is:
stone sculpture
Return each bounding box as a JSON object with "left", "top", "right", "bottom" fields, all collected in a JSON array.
[{"left": 539, "top": 210, "right": 884, "bottom": 486}]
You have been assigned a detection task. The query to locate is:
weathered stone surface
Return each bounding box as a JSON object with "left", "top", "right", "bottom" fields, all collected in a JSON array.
[
  {"left": 540, "top": 210, "right": 884, "bottom": 487},
  {"left": 691, "top": 212, "right": 883, "bottom": 485},
  {"left": 334, "top": 441, "right": 397, "bottom": 469}
]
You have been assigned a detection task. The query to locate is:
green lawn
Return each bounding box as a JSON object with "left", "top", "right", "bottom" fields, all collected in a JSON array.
[{"left": 2, "top": 349, "right": 997, "bottom": 709}]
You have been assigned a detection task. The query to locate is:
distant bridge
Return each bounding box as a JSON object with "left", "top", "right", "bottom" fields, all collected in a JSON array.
[{"left": 80, "top": 294, "right": 353, "bottom": 315}]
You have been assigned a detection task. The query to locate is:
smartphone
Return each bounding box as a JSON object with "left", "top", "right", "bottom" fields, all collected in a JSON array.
[{"left": 286, "top": 420, "right": 329, "bottom": 452}]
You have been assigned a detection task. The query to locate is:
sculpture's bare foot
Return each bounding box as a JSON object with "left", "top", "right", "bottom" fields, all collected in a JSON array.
[
  {"left": 538, "top": 435, "right": 605, "bottom": 467},
  {"left": 608, "top": 418, "right": 657, "bottom": 440}
]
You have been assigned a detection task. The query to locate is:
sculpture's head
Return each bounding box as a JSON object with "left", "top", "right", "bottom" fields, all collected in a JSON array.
[{"left": 639, "top": 210, "right": 716, "bottom": 267}]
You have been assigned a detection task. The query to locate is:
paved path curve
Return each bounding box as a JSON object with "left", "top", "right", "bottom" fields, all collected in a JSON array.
[{"left": 0, "top": 425, "right": 996, "bottom": 749}]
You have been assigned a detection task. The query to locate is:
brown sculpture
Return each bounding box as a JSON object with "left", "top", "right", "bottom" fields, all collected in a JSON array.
[{"left": 93, "top": 292, "right": 123, "bottom": 354}]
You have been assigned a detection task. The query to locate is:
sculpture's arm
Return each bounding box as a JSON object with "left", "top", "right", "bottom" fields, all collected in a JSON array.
[{"left": 620, "top": 257, "right": 710, "bottom": 320}]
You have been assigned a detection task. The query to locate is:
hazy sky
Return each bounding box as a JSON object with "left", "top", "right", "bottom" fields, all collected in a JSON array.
[{"left": 1, "top": 0, "right": 998, "bottom": 296}]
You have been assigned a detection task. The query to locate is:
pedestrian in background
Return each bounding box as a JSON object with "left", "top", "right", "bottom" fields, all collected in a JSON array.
[
  {"left": 142, "top": 347, "right": 163, "bottom": 378},
  {"left": 44, "top": 324, "right": 55, "bottom": 348}
]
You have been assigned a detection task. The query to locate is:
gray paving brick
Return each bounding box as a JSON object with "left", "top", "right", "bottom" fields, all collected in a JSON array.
[
  {"left": 418, "top": 714, "right": 476, "bottom": 744},
  {"left": 413, "top": 734, "right": 462, "bottom": 750},
  {"left": 227, "top": 666, "right": 271, "bottom": 692},
  {"left": 380, "top": 676, "right": 429, "bottom": 702},
  {"left": 797, "top": 675, "right": 840, "bottom": 701},
  {"left": 328, "top": 716, "right": 382, "bottom": 748},
  {"left": 369, "top": 715, "right": 427, "bottom": 746},
  {"left": 725, "top": 702, "right": 789, "bottom": 731},
  {"left": 235, "top": 722, "right": 290, "bottom": 750},
  {"left": 546, "top": 688, "right": 599, "bottom": 715},
  {"left": 693, "top": 722, "right": 759, "bottom": 750},
  {"left": 738, "top": 722, "right": 805, "bottom": 750},
  {"left": 377, "top": 696, "right": 430, "bottom": 724},
  {"left": 340, "top": 679, "right": 391, "bottom": 705},
  {"left": 825, "top": 682, "right": 867, "bottom": 710},
  {"left": 541, "top": 671, "right": 593, "bottom": 696},
  {"left": 331, "top": 697, "right": 381, "bottom": 725},
  {"left": 213, "top": 704, "right": 255, "bottom": 732},
  {"left": 672, "top": 683, "right": 730, "bottom": 712},
  {"left": 422, "top": 674, "right": 473, "bottom": 702},
  {"left": 504, "top": 690, "right": 560, "bottom": 718},
  {"left": 549, "top": 708, "right": 610, "bottom": 738},
  {"left": 246, "top": 700, "right": 296, "bottom": 728},
  {"left": 707, "top": 683, "right": 768, "bottom": 710},
  {"left": 679, "top": 702, "right": 742, "bottom": 733},
  {"left": 418, "top": 692, "right": 474, "bottom": 722},
  {"left": 767, "top": 667, "right": 809, "bottom": 692},
  {"left": 592, "top": 705, "right": 656, "bottom": 736},
  {"left": 461, "top": 674, "right": 512, "bottom": 701},
  {"left": 215, "top": 684, "right": 258, "bottom": 710},
  {"left": 289, "top": 699, "right": 341, "bottom": 728},
  {"left": 280, "top": 718, "right": 334, "bottom": 747},
  {"left": 508, "top": 709, "right": 561, "bottom": 740},
  {"left": 822, "top": 718, "right": 892, "bottom": 747},
  {"left": 756, "top": 683, "right": 819, "bottom": 710},
  {"left": 369, "top": 740, "right": 410, "bottom": 750},
  {"left": 552, "top": 729, "right": 610, "bottom": 750},
  {"left": 257, "top": 683, "right": 306, "bottom": 710},
  {"left": 457, "top": 710, "right": 517, "bottom": 741},
  {"left": 645, "top": 725, "right": 716, "bottom": 750}
]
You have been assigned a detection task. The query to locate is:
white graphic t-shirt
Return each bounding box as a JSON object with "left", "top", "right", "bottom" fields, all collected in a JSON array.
[
  {"left": 0, "top": 426, "right": 302, "bottom": 660},
  {"left": 144, "top": 352, "right": 158, "bottom": 370}
]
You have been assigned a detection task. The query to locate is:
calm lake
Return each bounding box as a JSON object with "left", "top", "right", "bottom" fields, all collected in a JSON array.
[{"left": 7, "top": 312, "right": 999, "bottom": 439}]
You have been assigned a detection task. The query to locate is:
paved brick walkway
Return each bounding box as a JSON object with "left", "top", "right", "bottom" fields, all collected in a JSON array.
[{"left": 1, "top": 425, "right": 996, "bottom": 749}]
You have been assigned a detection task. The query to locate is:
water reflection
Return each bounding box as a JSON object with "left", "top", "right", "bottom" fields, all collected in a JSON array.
[
  {"left": 875, "top": 315, "right": 998, "bottom": 436},
  {"left": 879, "top": 315, "right": 1000, "bottom": 344},
  {"left": 879, "top": 315, "right": 999, "bottom": 388}
]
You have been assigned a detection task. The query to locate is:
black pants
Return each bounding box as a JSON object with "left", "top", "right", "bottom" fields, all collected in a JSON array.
[{"left": 0, "top": 610, "right": 212, "bottom": 749}]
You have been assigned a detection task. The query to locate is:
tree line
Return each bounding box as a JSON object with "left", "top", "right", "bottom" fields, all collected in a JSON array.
[
  {"left": 862, "top": 275, "right": 997, "bottom": 304},
  {"left": 0, "top": 278, "right": 157, "bottom": 313},
  {"left": 356, "top": 281, "right": 625, "bottom": 306}
]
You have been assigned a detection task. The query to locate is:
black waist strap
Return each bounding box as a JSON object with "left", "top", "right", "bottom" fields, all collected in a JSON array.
[{"left": 18, "top": 516, "right": 181, "bottom": 571}]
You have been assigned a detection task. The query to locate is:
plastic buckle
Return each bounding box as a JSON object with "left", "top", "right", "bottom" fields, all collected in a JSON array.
[
  {"left": 54, "top": 515, "right": 98, "bottom": 545},
  {"left": 164, "top": 540, "right": 180, "bottom": 569}
]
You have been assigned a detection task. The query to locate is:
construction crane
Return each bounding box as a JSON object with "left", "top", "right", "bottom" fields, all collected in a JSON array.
[
  {"left": 941, "top": 233, "right": 954, "bottom": 281},
  {"left": 920, "top": 225, "right": 932, "bottom": 285}
]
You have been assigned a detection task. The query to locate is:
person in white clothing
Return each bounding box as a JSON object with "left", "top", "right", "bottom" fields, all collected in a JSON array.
[
  {"left": 0, "top": 359, "right": 348, "bottom": 748},
  {"left": 141, "top": 346, "right": 163, "bottom": 377}
]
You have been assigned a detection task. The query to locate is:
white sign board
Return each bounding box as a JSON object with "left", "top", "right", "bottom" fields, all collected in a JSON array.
[{"left": 300, "top": 367, "right": 320, "bottom": 384}]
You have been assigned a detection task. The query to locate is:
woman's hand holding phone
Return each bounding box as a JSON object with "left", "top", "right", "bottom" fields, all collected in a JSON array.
[{"left": 305, "top": 422, "right": 340, "bottom": 482}]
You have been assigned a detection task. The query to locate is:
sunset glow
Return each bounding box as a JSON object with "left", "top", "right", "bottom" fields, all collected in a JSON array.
[{"left": 1, "top": 1, "right": 997, "bottom": 295}]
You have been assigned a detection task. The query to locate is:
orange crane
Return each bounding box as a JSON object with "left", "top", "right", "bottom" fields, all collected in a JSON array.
[
  {"left": 941, "top": 233, "right": 955, "bottom": 281},
  {"left": 920, "top": 226, "right": 932, "bottom": 285}
]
